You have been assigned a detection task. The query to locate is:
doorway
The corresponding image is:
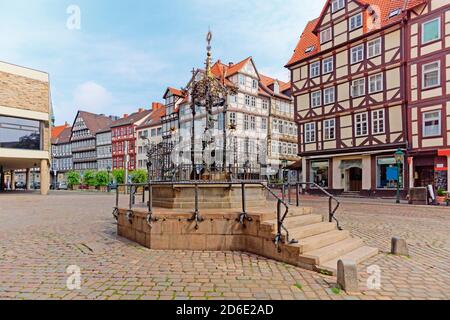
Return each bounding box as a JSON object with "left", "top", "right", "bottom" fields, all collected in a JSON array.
[{"left": 348, "top": 167, "right": 363, "bottom": 191}]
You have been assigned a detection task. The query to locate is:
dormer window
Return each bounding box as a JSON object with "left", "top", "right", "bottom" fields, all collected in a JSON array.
[
  {"left": 389, "top": 8, "right": 402, "bottom": 18},
  {"left": 305, "top": 46, "right": 315, "bottom": 54},
  {"left": 274, "top": 82, "right": 280, "bottom": 94},
  {"left": 331, "top": 0, "right": 345, "bottom": 13},
  {"left": 320, "top": 28, "right": 332, "bottom": 44},
  {"left": 350, "top": 13, "right": 363, "bottom": 31}
]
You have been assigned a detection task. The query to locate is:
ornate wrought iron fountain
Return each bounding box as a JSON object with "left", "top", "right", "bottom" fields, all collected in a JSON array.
[{"left": 189, "top": 30, "right": 238, "bottom": 180}]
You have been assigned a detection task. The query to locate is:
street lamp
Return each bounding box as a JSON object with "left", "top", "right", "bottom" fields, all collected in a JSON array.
[
  {"left": 394, "top": 149, "right": 405, "bottom": 204},
  {"left": 106, "top": 166, "right": 112, "bottom": 192}
]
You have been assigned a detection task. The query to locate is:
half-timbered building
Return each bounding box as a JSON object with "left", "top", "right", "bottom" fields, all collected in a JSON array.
[
  {"left": 286, "top": 0, "right": 449, "bottom": 196},
  {"left": 406, "top": 0, "right": 450, "bottom": 192}
]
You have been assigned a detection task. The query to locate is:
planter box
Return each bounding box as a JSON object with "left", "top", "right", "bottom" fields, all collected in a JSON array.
[
  {"left": 98, "top": 186, "right": 108, "bottom": 193},
  {"left": 72, "top": 185, "right": 80, "bottom": 191},
  {"left": 88, "top": 186, "right": 97, "bottom": 191}
]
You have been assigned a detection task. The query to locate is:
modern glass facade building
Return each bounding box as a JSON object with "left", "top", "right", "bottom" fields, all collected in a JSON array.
[{"left": 0, "top": 61, "right": 52, "bottom": 195}]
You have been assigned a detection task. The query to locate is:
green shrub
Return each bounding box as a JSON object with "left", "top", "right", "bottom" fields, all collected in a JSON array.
[
  {"left": 83, "top": 171, "right": 97, "bottom": 187},
  {"left": 66, "top": 171, "right": 81, "bottom": 187},
  {"left": 131, "top": 169, "right": 148, "bottom": 184},
  {"left": 112, "top": 169, "right": 125, "bottom": 184},
  {"left": 95, "top": 171, "right": 109, "bottom": 187},
  {"left": 437, "top": 188, "right": 446, "bottom": 197}
]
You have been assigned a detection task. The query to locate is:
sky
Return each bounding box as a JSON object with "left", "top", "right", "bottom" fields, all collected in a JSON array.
[{"left": 0, "top": 0, "right": 324, "bottom": 125}]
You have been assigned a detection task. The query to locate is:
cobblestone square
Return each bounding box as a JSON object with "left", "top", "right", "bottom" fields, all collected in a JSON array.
[{"left": 0, "top": 192, "right": 449, "bottom": 300}]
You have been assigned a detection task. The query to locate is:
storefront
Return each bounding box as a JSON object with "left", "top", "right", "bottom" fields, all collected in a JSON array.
[
  {"left": 412, "top": 150, "right": 449, "bottom": 192},
  {"left": 305, "top": 150, "right": 407, "bottom": 197}
]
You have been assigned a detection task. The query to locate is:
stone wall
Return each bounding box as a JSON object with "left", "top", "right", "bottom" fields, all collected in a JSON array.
[
  {"left": 116, "top": 207, "right": 315, "bottom": 271},
  {"left": 0, "top": 71, "right": 50, "bottom": 114}
]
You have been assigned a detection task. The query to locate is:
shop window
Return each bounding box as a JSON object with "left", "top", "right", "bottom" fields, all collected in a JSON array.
[
  {"left": 311, "top": 160, "right": 329, "bottom": 188},
  {"left": 377, "top": 157, "right": 404, "bottom": 189}
]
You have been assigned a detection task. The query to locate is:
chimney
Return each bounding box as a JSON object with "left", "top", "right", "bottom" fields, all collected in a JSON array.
[
  {"left": 123, "top": 114, "right": 129, "bottom": 118},
  {"left": 138, "top": 108, "right": 145, "bottom": 113},
  {"left": 152, "top": 102, "right": 163, "bottom": 110},
  {"left": 228, "top": 62, "right": 234, "bottom": 67}
]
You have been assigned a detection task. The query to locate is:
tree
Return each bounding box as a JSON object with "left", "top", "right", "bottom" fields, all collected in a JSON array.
[
  {"left": 112, "top": 169, "right": 125, "bottom": 184},
  {"left": 66, "top": 171, "right": 81, "bottom": 187},
  {"left": 83, "top": 171, "right": 97, "bottom": 187},
  {"left": 95, "top": 171, "right": 109, "bottom": 187},
  {"left": 130, "top": 169, "right": 147, "bottom": 184}
]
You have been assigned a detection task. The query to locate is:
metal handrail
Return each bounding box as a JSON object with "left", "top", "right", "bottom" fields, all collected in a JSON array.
[
  {"left": 113, "top": 180, "right": 293, "bottom": 247},
  {"left": 269, "top": 182, "right": 342, "bottom": 231}
]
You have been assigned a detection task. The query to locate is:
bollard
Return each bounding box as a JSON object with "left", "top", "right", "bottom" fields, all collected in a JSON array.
[
  {"left": 391, "top": 237, "right": 409, "bottom": 256},
  {"left": 337, "top": 260, "right": 359, "bottom": 293}
]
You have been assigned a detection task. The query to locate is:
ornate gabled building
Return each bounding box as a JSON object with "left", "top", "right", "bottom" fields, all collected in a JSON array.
[
  {"left": 70, "top": 111, "right": 116, "bottom": 172},
  {"left": 286, "top": 0, "right": 449, "bottom": 196},
  {"left": 259, "top": 75, "right": 299, "bottom": 178}
]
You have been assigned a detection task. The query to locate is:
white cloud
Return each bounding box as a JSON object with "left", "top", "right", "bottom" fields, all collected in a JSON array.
[{"left": 73, "top": 81, "right": 114, "bottom": 111}]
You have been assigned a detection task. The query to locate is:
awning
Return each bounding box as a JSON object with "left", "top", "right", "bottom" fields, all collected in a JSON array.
[
  {"left": 438, "top": 150, "right": 450, "bottom": 157},
  {"left": 286, "top": 160, "right": 302, "bottom": 170},
  {"left": 339, "top": 159, "right": 363, "bottom": 170}
]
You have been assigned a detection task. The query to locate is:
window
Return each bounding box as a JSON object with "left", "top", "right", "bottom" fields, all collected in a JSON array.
[
  {"left": 377, "top": 157, "right": 404, "bottom": 189},
  {"left": 252, "top": 79, "right": 258, "bottom": 89},
  {"left": 323, "top": 87, "right": 335, "bottom": 105},
  {"left": 355, "top": 112, "right": 368, "bottom": 136},
  {"left": 423, "top": 111, "right": 441, "bottom": 137},
  {"left": 323, "top": 57, "right": 334, "bottom": 74},
  {"left": 251, "top": 96, "right": 257, "bottom": 107},
  {"left": 239, "top": 75, "right": 246, "bottom": 86},
  {"left": 367, "top": 38, "right": 381, "bottom": 58},
  {"left": 0, "top": 116, "right": 41, "bottom": 150},
  {"left": 262, "top": 99, "right": 269, "bottom": 110},
  {"left": 350, "top": 13, "right": 363, "bottom": 31},
  {"left": 305, "top": 123, "right": 316, "bottom": 143},
  {"left": 351, "top": 45, "right": 364, "bottom": 64},
  {"left": 244, "top": 115, "right": 249, "bottom": 130},
  {"left": 422, "top": 61, "right": 440, "bottom": 89},
  {"left": 311, "top": 91, "right": 322, "bottom": 108},
  {"left": 310, "top": 62, "right": 320, "bottom": 78},
  {"left": 311, "top": 161, "right": 329, "bottom": 188},
  {"left": 422, "top": 18, "right": 441, "bottom": 44},
  {"left": 369, "top": 73, "right": 383, "bottom": 93},
  {"left": 351, "top": 78, "right": 365, "bottom": 97},
  {"left": 331, "top": 0, "right": 345, "bottom": 13},
  {"left": 261, "top": 118, "right": 267, "bottom": 130},
  {"left": 389, "top": 8, "right": 402, "bottom": 18},
  {"left": 305, "top": 46, "right": 315, "bottom": 54},
  {"left": 229, "top": 112, "right": 237, "bottom": 125},
  {"left": 245, "top": 95, "right": 251, "bottom": 106},
  {"left": 324, "top": 119, "right": 336, "bottom": 140},
  {"left": 321, "top": 28, "right": 332, "bottom": 44},
  {"left": 250, "top": 116, "right": 256, "bottom": 130},
  {"left": 372, "top": 109, "right": 385, "bottom": 134}
]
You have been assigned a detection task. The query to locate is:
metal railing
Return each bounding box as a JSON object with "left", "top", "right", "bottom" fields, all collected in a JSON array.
[
  {"left": 112, "top": 180, "right": 342, "bottom": 251},
  {"left": 269, "top": 182, "right": 342, "bottom": 231}
]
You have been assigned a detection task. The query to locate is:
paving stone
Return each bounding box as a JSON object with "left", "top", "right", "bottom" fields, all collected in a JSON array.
[{"left": 0, "top": 193, "right": 449, "bottom": 300}]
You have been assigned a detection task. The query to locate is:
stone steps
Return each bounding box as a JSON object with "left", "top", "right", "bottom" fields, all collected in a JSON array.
[
  {"left": 260, "top": 208, "right": 378, "bottom": 273},
  {"left": 298, "top": 237, "right": 364, "bottom": 265},
  {"left": 293, "top": 229, "right": 351, "bottom": 254},
  {"left": 288, "top": 222, "right": 337, "bottom": 241},
  {"left": 261, "top": 214, "right": 323, "bottom": 231},
  {"left": 318, "top": 246, "right": 379, "bottom": 275}
]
